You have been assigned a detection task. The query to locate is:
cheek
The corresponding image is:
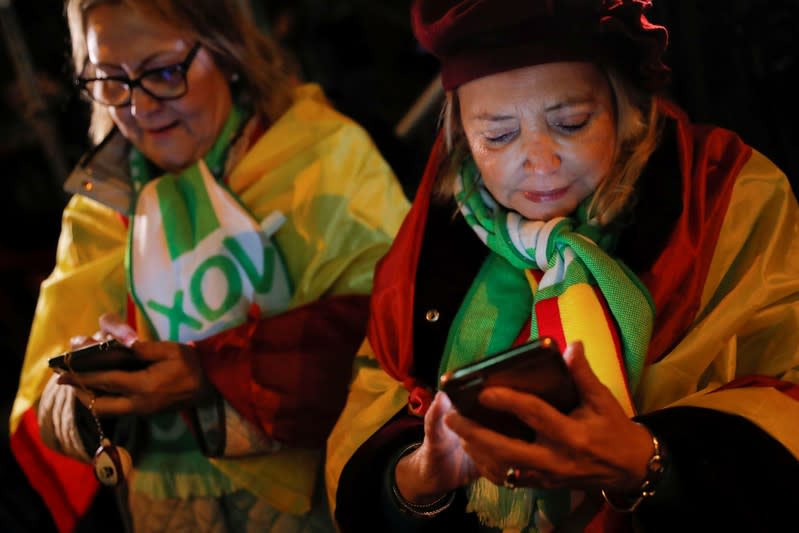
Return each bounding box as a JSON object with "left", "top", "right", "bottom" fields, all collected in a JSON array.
[
  {"left": 473, "top": 156, "right": 510, "bottom": 199},
  {"left": 480, "top": 170, "right": 506, "bottom": 201},
  {"left": 465, "top": 134, "right": 517, "bottom": 203},
  {"left": 108, "top": 108, "right": 137, "bottom": 135},
  {"left": 572, "top": 136, "right": 615, "bottom": 187},
  {"left": 179, "top": 83, "right": 231, "bottom": 133},
  {"left": 185, "top": 64, "right": 231, "bottom": 115}
]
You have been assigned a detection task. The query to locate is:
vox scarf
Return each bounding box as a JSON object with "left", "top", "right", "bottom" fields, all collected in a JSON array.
[{"left": 126, "top": 105, "right": 294, "bottom": 500}]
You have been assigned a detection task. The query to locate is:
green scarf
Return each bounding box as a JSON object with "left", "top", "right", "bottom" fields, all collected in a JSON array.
[
  {"left": 124, "top": 104, "right": 293, "bottom": 500},
  {"left": 441, "top": 158, "right": 655, "bottom": 530}
]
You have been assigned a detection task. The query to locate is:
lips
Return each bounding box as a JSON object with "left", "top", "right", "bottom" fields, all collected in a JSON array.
[
  {"left": 143, "top": 121, "right": 178, "bottom": 135},
  {"left": 523, "top": 185, "right": 570, "bottom": 203}
]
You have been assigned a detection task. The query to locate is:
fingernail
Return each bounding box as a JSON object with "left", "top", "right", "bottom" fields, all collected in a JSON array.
[{"left": 121, "top": 335, "right": 137, "bottom": 347}]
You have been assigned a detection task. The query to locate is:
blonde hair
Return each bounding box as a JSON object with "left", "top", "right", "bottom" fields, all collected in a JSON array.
[
  {"left": 66, "top": 0, "right": 294, "bottom": 144},
  {"left": 440, "top": 66, "right": 664, "bottom": 225}
]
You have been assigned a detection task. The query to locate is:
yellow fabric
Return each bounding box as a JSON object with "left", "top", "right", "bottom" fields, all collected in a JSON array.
[
  {"left": 12, "top": 197, "right": 129, "bottom": 428},
  {"left": 638, "top": 149, "right": 799, "bottom": 454},
  {"left": 11, "top": 83, "right": 410, "bottom": 515},
  {"left": 325, "top": 149, "right": 799, "bottom": 518},
  {"left": 559, "top": 283, "right": 634, "bottom": 416},
  {"left": 325, "top": 338, "right": 409, "bottom": 516}
]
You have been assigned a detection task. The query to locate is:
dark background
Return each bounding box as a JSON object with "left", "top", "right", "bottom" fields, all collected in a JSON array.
[{"left": 1, "top": 0, "right": 797, "bottom": 530}]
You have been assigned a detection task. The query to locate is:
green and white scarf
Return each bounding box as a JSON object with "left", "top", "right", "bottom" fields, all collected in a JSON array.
[
  {"left": 125, "top": 106, "right": 292, "bottom": 499},
  {"left": 442, "top": 158, "right": 654, "bottom": 530}
]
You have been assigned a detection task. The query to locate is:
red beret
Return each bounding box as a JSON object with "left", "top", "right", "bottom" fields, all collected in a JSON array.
[{"left": 411, "top": 0, "right": 669, "bottom": 91}]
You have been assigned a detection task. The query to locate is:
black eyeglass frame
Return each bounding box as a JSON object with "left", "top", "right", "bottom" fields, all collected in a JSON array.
[{"left": 75, "top": 42, "right": 202, "bottom": 108}]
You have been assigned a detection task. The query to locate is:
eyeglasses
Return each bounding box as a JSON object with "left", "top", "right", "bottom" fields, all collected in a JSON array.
[{"left": 76, "top": 43, "right": 201, "bottom": 107}]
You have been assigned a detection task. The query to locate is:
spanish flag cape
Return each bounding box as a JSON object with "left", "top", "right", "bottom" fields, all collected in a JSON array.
[
  {"left": 325, "top": 99, "right": 799, "bottom": 520},
  {"left": 10, "top": 84, "right": 409, "bottom": 533}
]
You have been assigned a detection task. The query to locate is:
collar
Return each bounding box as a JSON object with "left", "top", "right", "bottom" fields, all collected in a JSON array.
[
  {"left": 63, "top": 128, "right": 133, "bottom": 214},
  {"left": 64, "top": 115, "right": 261, "bottom": 215}
]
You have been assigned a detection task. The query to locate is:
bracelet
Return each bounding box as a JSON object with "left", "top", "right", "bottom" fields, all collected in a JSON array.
[
  {"left": 390, "top": 442, "right": 456, "bottom": 518},
  {"left": 601, "top": 423, "right": 666, "bottom": 513}
]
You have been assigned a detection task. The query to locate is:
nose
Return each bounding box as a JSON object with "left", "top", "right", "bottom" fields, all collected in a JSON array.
[
  {"left": 522, "top": 136, "right": 561, "bottom": 176},
  {"left": 129, "top": 86, "right": 161, "bottom": 118}
]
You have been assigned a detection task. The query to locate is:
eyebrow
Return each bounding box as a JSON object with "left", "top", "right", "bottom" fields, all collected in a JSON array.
[
  {"left": 473, "top": 113, "right": 517, "bottom": 122},
  {"left": 92, "top": 49, "right": 184, "bottom": 74}
]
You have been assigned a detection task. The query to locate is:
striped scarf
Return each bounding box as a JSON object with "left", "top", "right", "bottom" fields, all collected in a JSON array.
[
  {"left": 125, "top": 105, "right": 293, "bottom": 500},
  {"left": 442, "top": 158, "right": 654, "bottom": 530}
]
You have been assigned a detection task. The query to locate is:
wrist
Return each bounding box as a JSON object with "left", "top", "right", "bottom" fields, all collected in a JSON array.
[
  {"left": 390, "top": 442, "right": 455, "bottom": 517},
  {"left": 602, "top": 422, "right": 667, "bottom": 512},
  {"left": 394, "top": 443, "right": 451, "bottom": 506}
]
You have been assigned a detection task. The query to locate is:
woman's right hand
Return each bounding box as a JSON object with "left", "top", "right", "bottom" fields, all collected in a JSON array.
[{"left": 394, "top": 391, "right": 480, "bottom": 504}]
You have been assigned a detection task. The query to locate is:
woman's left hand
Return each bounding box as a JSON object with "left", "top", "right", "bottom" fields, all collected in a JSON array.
[
  {"left": 444, "top": 341, "right": 653, "bottom": 493},
  {"left": 58, "top": 313, "right": 213, "bottom": 416}
]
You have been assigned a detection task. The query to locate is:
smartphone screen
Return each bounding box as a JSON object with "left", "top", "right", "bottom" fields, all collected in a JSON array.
[{"left": 439, "top": 338, "right": 578, "bottom": 441}]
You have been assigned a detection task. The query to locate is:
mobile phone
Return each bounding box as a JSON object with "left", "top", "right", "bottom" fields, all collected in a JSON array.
[
  {"left": 48, "top": 339, "right": 148, "bottom": 374},
  {"left": 439, "top": 337, "right": 578, "bottom": 441}
]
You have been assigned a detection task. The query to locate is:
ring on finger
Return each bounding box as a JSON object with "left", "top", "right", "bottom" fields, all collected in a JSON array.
[{"left": 503, "top": 466, "right": 521, "bottom": 489}]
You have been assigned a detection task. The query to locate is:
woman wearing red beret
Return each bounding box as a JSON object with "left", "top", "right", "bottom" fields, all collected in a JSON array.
[{"left": 327, "top": 1, "right": 799, "bottom": 531}]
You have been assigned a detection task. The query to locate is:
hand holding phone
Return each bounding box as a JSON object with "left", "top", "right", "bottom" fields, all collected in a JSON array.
[
  {"left": 48, "top": 339, "right": 149, "bottom": 374},
  {"left": 439, "top": 337, "right": 578, "bottom": 441}
]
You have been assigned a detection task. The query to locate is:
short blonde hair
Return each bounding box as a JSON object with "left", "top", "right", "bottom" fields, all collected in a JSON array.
[
  {"left": 66, "top": 0, "right": 294, "bottom": 144},
  {"left": 440, "top": 66, "right": 664, "bottom": 225}
]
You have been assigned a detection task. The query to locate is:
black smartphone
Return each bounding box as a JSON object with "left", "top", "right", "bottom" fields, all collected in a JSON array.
[
  {"left": 48, "top": 339, "right": 149, "bottom": 373},
  {"left": 439, "top": 337, "right": 578, "bottom": 441}
]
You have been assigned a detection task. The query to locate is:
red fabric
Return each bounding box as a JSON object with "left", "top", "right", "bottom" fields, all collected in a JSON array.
[
  {"left": 584, "top": 504, "right": 635, "bottom": 533},
  {"left": 643, "top": 100, "right": 752, "bottom": 363},
  {"left": 368, "top": 133, "right": 447, "bottom": 415},
  {"left": 535, "top": 297, "right": 567, "bottom": 353},
  {"left": 714, "top": 375, "right": 799, "bottom": 401},
  {"left": 10, "top": 409, "right": 98, "bottom": 533},
  {"left": 126, "top": 294, "right": 137, "bottom": 330},
  {"left": 196, "top": 294, "right": 370, "bottom": 447},
  {"left": 411, "top": 0, "right": 669, "bottom": 90}
]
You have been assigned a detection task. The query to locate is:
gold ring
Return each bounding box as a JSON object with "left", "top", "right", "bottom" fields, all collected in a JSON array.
[{"left": 503, "top": 467, "right": 520, "bottom": 489}]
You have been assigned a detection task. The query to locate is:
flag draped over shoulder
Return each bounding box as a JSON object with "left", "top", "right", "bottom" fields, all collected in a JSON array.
[
  {"left": 10, "top": 83, "right": 409, "bottom": 532},
  {"left": 326, "top": 99, "right": 799, "bottom": 525}
]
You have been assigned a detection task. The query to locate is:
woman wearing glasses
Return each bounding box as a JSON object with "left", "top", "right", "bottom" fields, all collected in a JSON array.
[{"left": 9, "top": 0, "right": 408, "bottom": 532}]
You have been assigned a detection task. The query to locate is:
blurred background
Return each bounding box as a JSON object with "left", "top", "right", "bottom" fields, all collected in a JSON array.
[{"left": 1, "top": 0, "right": 797, "bottom": 530}]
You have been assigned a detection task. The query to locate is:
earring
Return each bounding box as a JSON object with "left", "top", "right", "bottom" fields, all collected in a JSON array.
[{"left": 230, "top": 73, "right": 240, "bottom": 83}]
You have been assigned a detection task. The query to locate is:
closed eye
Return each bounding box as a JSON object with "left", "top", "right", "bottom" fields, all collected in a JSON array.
[
  {"left": 485, "top": 130, "right": 518, "bottom": 144},
  {"left": 556, "top": 120, "right": 589, "bottom": 132},
  {"left": 552, "top": 114, "right": 591, "bottom": 133}
]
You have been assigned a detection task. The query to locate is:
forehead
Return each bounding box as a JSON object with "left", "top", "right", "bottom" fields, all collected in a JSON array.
[
  {"left": 85, "top": 3, "right": 191, "bottom": 65},
  {"left": 458, "top": 62, "right": 611, "bottom": 116}
]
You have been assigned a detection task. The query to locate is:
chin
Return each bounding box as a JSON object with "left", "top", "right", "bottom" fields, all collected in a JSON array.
[
  {"left": 516, "top": 206, "right": 565, "bottom": 222},
  {"left": 519, "top": 199, "right": 581, "bottom": 222},
  {"left": 142, "top": 147, "right": 192, "bottom": 173}
]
